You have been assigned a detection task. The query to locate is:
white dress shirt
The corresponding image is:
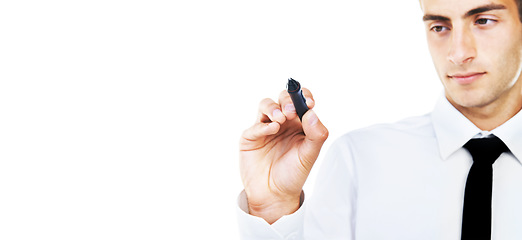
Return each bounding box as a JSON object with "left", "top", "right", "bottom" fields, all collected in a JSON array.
[{"left": 237, "top": 97, "right": 522, "bottom": 240}]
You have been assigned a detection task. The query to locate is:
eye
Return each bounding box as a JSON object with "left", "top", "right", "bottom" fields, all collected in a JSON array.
[
  {"left": 430, "top": 25, "right": 449, "bottom": 33},
  {"left": 475, "top": 18, "right": 497, "bottom": 25}
]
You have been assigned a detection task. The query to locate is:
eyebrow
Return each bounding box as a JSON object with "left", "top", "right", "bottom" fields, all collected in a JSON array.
[
  {"left": 422, "top": 3, "right": 507, "bottom": 22},
  {"left": 465, "top": 3, "right": 507, "bottom": 17},
  {"left": 422, "top": 15, "right": 450, "bottom": 22}
]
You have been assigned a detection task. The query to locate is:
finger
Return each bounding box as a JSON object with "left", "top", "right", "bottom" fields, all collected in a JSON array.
[
  {"left": 240, "top": 121, "right": 280, "bottom": 148},
  {"left": 301, "top": 88, "right": 315, "bottom": 109},
  {"left": 257, "top": 98, "right": 286, "bottom": 125},
  {"left": 278, "top": 90, "right": 298, "bottom": 120},
  {"left": 279, "top": 88, "right": 316, "bottom": 120},
  {"left": 298, "top": 110, "right": 329, "bottom": 170}
]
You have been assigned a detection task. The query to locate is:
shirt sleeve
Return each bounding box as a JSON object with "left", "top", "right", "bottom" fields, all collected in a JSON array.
[
  {"left": 236, "top": 190, "right": 305, "bottom": 240},
  {"left": 303, "top": 134, "right": 357, "bottom": 239}
]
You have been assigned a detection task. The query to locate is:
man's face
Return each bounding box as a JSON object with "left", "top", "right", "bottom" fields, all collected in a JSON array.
[{"left": 421, "top": 0, "right": 522, "bottom": 109}]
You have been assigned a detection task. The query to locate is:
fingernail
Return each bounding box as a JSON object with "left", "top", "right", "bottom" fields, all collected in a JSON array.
[
  {"left": 306, "top": 98, "right": 314, "bottom": 105},
  {"left": 308, "top": 111, "right": 318, "bottom": 126},
  {"left": 284, "top": 104, "right": 296, "bottom": 113},
  {"left": 272, "top": 109, "right": 283, "bottom": 119}
]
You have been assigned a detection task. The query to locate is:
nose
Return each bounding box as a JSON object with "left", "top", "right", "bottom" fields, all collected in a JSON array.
[{"left": 447, "top": 27, "right": 476, "bottom": 65}]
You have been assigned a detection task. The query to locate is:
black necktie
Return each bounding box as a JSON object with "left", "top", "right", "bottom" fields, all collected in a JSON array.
[{"left": 461, "top": 136, "right": 508, "bottom": 240}]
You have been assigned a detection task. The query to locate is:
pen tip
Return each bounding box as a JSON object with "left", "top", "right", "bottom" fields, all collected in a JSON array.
[{"left": 287, "top": 78, "right": 300, "bottom": 92}]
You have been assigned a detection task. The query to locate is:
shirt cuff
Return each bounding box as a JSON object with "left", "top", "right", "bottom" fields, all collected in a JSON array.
[{"left": 236, "top": 190, "right": 305, "bottom": 239}]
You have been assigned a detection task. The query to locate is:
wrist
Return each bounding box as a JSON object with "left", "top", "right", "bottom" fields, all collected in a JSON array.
[{"left": 247, "top": 192, "right": 304, "bottom": 224}]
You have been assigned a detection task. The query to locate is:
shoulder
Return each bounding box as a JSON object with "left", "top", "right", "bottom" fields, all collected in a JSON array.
[
  {"left": 332, "top": 113, "right": 435, "bottom": 150},
  {"left": 349, "top": 113, "right": 433, "bottom": 138}
]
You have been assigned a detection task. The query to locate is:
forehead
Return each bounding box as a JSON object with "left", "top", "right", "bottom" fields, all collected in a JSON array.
[{"left": 420, "top": 0, "right": 516, "bottom": 16}]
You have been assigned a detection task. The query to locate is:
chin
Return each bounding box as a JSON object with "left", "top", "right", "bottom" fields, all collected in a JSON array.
[
  {"left": 451, "top": 94, "right": 496, "bottom": 109},
  {"left": 446, "top": 89, "right": 492, "bottom": 109}
]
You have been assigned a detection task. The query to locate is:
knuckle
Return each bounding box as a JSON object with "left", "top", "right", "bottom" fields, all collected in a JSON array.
[
  {"left": 318, "top": 128, "right": 329, "bottom": 141},
  {"left": 241, "top": 124, "right": 263, "bottom": 141},
  {"left": 302, "top": 88, "right": 313, "bottom": 97},
  {"left": 259, "top": 98, "right": 273, "bottom": 106},
  {"left": 278, "top": 91, "right": 291, "bottom": 102},
  {"left": 259, "top": 98, "right": 277, "bottom": 111},
  {"left": 240, "top": 126, "right": 254, "bottom": 139}
]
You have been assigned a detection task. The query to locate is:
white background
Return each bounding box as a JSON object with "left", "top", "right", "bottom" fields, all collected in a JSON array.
[{"left": 0, "top": 1, "right": 441, "bottom": 239}]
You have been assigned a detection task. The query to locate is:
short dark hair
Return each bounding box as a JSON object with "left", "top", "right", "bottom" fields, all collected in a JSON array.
[{"left": 517, "top": 0, "right": 522, "bottom": 22}]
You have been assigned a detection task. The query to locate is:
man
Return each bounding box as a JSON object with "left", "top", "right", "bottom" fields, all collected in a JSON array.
[{"left": 238, "top": 0, "right": 522, "bottom": 239}]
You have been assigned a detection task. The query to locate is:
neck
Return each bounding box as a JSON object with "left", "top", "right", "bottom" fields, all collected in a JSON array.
[{"left": 449, "top": 82, "right": 522, "bottom": 131}]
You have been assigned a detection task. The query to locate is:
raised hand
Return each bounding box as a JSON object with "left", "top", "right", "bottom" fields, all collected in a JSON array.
[{"left": 239, "top": 89, "right": 329, "bottom": 224}]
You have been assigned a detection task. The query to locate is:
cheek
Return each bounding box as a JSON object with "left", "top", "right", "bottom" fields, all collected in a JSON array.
[{"left": 493, "top": 33, "right": 522, "bottom": 86}]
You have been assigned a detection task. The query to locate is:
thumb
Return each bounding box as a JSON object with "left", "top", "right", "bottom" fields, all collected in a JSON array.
[{"left": 299, "top": 110, "right": 329, "bottom": 168}]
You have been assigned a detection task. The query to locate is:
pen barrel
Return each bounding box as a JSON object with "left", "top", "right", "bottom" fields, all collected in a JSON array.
[{"left": 289, "top": 89, "right": 309, "bottom": 120}]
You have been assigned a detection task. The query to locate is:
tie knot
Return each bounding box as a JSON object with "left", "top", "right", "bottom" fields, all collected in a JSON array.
[{"left": 463, "top": 136, "right": 509, "bottom": 165}]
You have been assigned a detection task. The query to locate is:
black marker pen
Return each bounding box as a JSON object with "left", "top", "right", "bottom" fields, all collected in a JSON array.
[{"left": 287, "top": 78, "right": 309, "bottom": 121}]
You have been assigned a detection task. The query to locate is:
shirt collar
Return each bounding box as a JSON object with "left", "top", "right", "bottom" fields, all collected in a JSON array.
[
  {"left": 430, "top": 96, "right": 522, "bottom": 163},
  {"left": 431, "top": 96, "right": 482, "bottom": 161},
  {"left": 490, "top": 107, "right": 522, "bottom": 163}
]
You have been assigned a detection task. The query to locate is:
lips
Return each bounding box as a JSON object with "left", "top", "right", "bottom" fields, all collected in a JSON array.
[{"left": 448, "top": 72, "right": 486, "bottom": 85}]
